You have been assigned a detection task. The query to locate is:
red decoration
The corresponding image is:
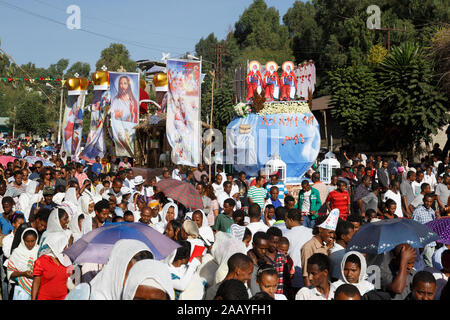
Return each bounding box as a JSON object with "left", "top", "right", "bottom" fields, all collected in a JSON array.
[
  {"left": 139, "top": 88, "right": 149, "bottom": 114},
  {"left": 7, "top": 78, "right": 12, "bottom": 82},
  {"left": 39, "top": 77, "right": 45, "bottom": 80}
]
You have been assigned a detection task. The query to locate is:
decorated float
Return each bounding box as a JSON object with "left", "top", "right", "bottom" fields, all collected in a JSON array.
[{"left": 227, "top": 60, "right": 320, "bottom": 184}]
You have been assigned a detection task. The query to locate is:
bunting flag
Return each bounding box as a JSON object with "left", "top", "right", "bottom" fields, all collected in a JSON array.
[
  {"left": 108, "top": 72, "right": 140, "bottom": 157},
  {"left": 79, "top": 90, "right": 110, "bottom": 162},
  {"left": 166, "top": 59, "right": 202, "bottom": 166}
]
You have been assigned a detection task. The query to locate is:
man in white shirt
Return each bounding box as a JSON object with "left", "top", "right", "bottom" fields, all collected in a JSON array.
[
  {"left": 423, "top": 167, "right": 437, "bottom": 192},
  {"left": 217, "top": 181, "right": 241, "bottom": 211},
  {"left": 246, "top": 203, "right": 269, "bottom": 239},
  {"left": 383, "top": 180, "right": 404, "bottom": 217},
  {"left": 411, "top": 171, "right": 425, "bottom": 197},
  {"left": 123, "top": 169, "right": 135, "bottom": 190},
  {"left": 133, "top": 176, "right": 146, "bottom": 196},
  {"left": 171, "top": 164, "right": 183, "bottom": 181},
  {"left": 284, "top": 208, "right": 313, "bottom": 290}
]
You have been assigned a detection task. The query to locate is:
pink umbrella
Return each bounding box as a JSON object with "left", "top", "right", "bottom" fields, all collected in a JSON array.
[{"left": 0, "top": 155, "right": 17, "bottom": 167}]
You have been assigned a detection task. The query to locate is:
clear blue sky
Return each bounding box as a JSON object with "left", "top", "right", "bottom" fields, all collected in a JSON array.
[{"left": 0, "top": 0, "right": 298, "bottom": 72}]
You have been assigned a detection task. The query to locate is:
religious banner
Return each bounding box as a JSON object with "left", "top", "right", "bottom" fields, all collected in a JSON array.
[
  {"left": 166, "top": 59, "right": 202, "bottom": 166},
  {"left": 62, "top": 93, "right": 86, "bottom": 157},
  {"left": 109, "top": 72, "right": 140, "bottom": 157},
  {"left": 79, "top": 90, "right": 109, "bottom": 161}
]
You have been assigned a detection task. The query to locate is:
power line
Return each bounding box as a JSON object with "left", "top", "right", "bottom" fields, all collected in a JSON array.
[{"left": 0, "top": 0, "right": 190, "bottom": 56}]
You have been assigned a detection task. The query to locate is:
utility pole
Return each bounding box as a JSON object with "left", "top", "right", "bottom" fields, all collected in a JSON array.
[
  {"left": 58, "top": 78, "right": 64, "bottom": 145},
  {"left": 373, "top": 25, "right": 406, "bottom": 50},
  {"left": 212, "top": 44, "right": 228, "bottom": 88}
]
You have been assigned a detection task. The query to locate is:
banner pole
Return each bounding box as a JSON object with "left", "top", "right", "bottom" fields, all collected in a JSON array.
[{"left": 208, "top": 69, "right": 215, "bottom": 183}]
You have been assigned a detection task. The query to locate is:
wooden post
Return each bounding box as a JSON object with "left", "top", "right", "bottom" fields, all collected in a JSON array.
[
  {"left": 208, "top": 70, "right": 215, "bottom": 182},
  {"left": 323, "top": 110, "right": 329, "bottom": 149}
]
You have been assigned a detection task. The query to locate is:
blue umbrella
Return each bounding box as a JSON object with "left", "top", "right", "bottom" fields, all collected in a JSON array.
[
  {"left": 63, "top": 222, "right": 181, "bottom": 264},
  {"left": 42, "top": 146, "right": 57, "bottom": 152},
  {"left": 346, "top": 219, "right": 440, "bottom": 254}
]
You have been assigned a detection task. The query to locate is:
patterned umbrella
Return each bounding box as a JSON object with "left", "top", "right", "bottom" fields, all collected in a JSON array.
[
  {"left": 156, "top": 178, "right": 203, "bottom": 210},
  {"left": 0, "top": 155, "right": 17, "bottom": 167},
  {"left": 24, "top": 156, "right": 55, "bottom": 167},
  {"left": 426, "top": 218, "right": 450, "bottom": 245},
  {"left": 63, "top": 222, "right": 180, "bottom": 264},
  {"left": 346, "top": 218, "right": 440, "bottom": 254}
]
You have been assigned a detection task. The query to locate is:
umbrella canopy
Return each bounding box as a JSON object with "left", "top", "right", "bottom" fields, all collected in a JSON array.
[
  {"left": 63, "top": 222, "right": 180, "bottom": 264},
  {"left": 42, "top": 146, "right": 57, "bottom": 152},
  {"left": 346, "top": 219, "right": 440, "bottom": 254},
  {"left": 0, "top": 155, "right": 17, "bottom": 167},
  {"left": 156, "top": 178, "right": 203, "bottom": 210},
  {"left": 25, "top": 156, "right": 55, "bottom": 167},
  {"left": 426, "top": 218, "right": 450, "bottom": 245}
]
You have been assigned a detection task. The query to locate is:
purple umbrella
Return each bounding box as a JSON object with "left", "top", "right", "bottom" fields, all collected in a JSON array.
[
  {"left": 64, "top": 222, "right": 180, "bottom": 264},
  {"left": 426, "top": 218, "right": 450, "bottom": 245}
]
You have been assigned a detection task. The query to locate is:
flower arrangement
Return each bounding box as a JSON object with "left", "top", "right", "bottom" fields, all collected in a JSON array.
[
  {"left": 233, "top": 102, "right": 252, "bottom": 117},
  {"left": 257, "top": 101, "right": 311, "bottom": 115}
]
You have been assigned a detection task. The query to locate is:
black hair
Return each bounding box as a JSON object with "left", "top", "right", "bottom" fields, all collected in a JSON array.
[
  {"left": 94, "top": 199, "right": 110, "bottom": 212},
  {"left": 287, "top": 208, "right": 301, "bottom": 222},
  {"left": 112, "top": 178, "right": 123, "bottom": 185},
  {"left": 248, "top": 203, "right": 262, "bottom": 218},
  {"left": 243, "top": 227, "right": 252, "bottom": 241},
  {"left": 385, "top": 199, "right": 397, "bottom": 209},
  {"left": 253, "top": 231, "right": 269, "bottom": 245},
  {"left": 13, "top": 170, "right": 23, "bottom": 177},
  {"left": 255, "top": 176, "right": 264, "bottom": 183},
  {"left": 167, "top": 220, "right": 182, "bottom": 239},
  {"left": 12, "top": 213, "right": 25, "bottom": 224},
  {"left": 224, "top": 198, "right": 236, "bottom": 208},
  {"left": 345, "top": 254, "right": 361, "bottom": 269},
  {"left": 266, "top": 226, "right": 282, "bottom": 238},
  {"left": 366, "top": 209, "right": 377, "bottom": 217},
  {"left": 232, "top": 209, "right": 246, "bottom": 225},
  {"left": 223, "top": 181, "right": 232, "bottom": 188},
  {"left": 279, "top": 236, "right": 290, "bottom": 246},
  {"left": 227, "top": 253, "right": 253, "bottom": 273},
  {"left": 256, "top": 263, "right": 278, "bottom": 282},
  {"left": 249, "top": 291, "right": 274, "bottom": 300},
  {"left": 265, "top": 204, "right": 275, "bottom": 213},
  {"left": 284, "top": 195, "right": 295, "bottom": 203},
  {"left": 420, "top": 183, "right": 430, "bottom": 192},
  {"left": 412, "top": 271, "right": 436, "bottom": 288},
  {"left": 269, "top": 186, "right": 279, "bottom": 193},
  {"left": 347, "top": 215, "right": 364, "bottom": 225},
  {"left": 133, "top": 250, "right": 154, "bottom": 261},
  {"left": 2, "top": 196, "right": 14, "bottom": 206},
  {"left": 35, "top": 208, "right": 51, "bottom": 223},
  {"left": 307, "top": 253, "right": 330, "bottom": 272},
  {"left": 124, "top": 210, "right": 134, "bottom": 217},
  {"left": 55, "top": 184, "right": 66, "bottom": 193},
  {"left": 112, "top": 216, "right": 124, "bottom": 223},
  {"left": 215, "top": 279, "right": 249, "bottom": 300},
  {"left": 407, "top": 171, "right": 416, "bottom": 179},
  {"left": 301, "top": 180, "right": 310, "bottom": 186},
  {"left": 336, "top": 180, "right": 347, "bottom": 187},
  {"left": 371, "top": 182, "right": 380, "bottom": 190},
  {"left": 274, "top": 206, "right": 288, "bottom": 221},
  {"left": 78, "top": 214, "right": 85, "bottom": 222},
  {"left": 173, "top": 240, "right": 191, "bottom": 262},
  {"left": 335, "top": 220, "right": 355, "bottom": 241},
  {"left": 22, "top": 229, "right": 38, "bottom": 241},
  {"left": 57, "top": 208, "right": 68, "bottom": 220},
  {"left": 423, "top": 193, "right": 434, "bottom": 202},
  {"left": 334, "top": 284, "right": 361, "bottom": 299}
]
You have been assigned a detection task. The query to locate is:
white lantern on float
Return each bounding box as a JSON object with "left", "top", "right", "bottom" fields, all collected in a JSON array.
[
  {"left": 265, "top": 153, "right": 287, "bottom": 183},
  {"left": 319, "top": 152, "right": 340, "bottom": 184}
]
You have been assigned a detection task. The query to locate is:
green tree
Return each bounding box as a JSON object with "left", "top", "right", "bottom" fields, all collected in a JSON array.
[
  {"left": 377, "top": 42, "right": 449, "bottom": 152},
  {"left": 95, "top": 43, "right": 136, "bottom": 72},
  {"left": 328, "top": 65, "right": 382, "bottom": 148},
  {"left": 11, "top": 91, "right": 50, "bottom": 136},
  {"left": 65, "top": 61, "right": 91, "bottom": 78}
]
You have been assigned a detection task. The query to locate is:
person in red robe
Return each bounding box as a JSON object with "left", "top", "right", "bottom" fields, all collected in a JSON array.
[
  {"left": 280, "top": 62, "right": 297, "bottom": 101},
  {"left": 246, "top": 61, "right": 263, "bottom": 102},
  {"left": 263, "top": 62, "right": 280, "bottom": 101}
]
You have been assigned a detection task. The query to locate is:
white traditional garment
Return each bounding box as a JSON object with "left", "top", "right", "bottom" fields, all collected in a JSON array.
[
  {"left": 211, "top": 232, "right": 248, "bottom": 285},
  {"left": 62, "top": 188, "right": 82, "bottom": 220},
  {"left": 38, "top": 208, "right": 72, "bottom": 267},
  {"left": 153, "top": 203, "right": 179, "bottom": 234},
  {"left": 52, "top": 192, "right": 66, "bottom": 205},
  {"left": 69, "top": 214, "right": 84, "bottom": 242},
  {"left": 17, "top": 181, "right": 41, "bottom": 221},
  {"left": 185, "top": 210, "right": 215, "bottom": 247},
  {"left": 331, "top": 251, "right": 375, "bottom": 296},
  {"left": 122, "top": 259, "right": 174, "bottom": 300},
  {"left": 80, "top": 195, "right": 95, "bottom": 218},
  {"left": 6, "top": 228, "right": 39, "bottom": 294},
  {"left": 89, "top": 239, "right": 151, "bottom": 300}
]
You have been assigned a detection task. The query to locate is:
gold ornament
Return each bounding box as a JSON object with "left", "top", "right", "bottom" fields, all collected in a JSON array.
[
  {"left": 65, "top": 77, "right": 89, "bottom": 92},
  {"left": 153, "top": 73, "right": 168, "bottom": 91},
  {"left": 91, "top": 71, "right": 110, "bottom": 87}
]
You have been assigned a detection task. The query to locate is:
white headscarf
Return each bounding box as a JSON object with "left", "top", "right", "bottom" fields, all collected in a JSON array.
[
  {"left": 69, "top": 214, "right": 83, "bottom": 242},
  {"left": 331, "top": 251, "right": 375, "bottom": 296},
  {"left": 17, "top": 181, "right": 41, "bottom": 221},
  {"left": 211, "top": 232, "right": 248, "bottom": 284},
  {"left": 122, "top": 259, "right": 174, "bottom": 300},
  {"left": 62, "top": 188, "right": 82, "bottom": 220},
  {"left": 154, "top": 203, "right": 179, "bottom": 234},
  {"left": 7, "top": 227, "right": 39, "bottom": 272},
  {"left": 38, "top": 208, "right": 72, "bottom": 267},
  {"left": 89, "top": 239, "right": 152, "bottom": 300},
  {"left": 186, "top": 210, "right": 215, "bottom": 246},
  {"left": 80, "top": 195, "right": 95, "bottom": 218}
]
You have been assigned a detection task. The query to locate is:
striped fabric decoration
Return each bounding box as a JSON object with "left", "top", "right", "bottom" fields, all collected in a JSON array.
[{"left": 7, "top": 259, "right": 34, "bottom": 295}]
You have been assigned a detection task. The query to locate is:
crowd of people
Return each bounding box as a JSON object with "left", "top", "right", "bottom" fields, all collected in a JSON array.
[{"left": 0, "top": 138, "right": 448, "bottom": 301}]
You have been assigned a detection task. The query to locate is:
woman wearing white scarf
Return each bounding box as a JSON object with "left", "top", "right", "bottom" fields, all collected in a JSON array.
[
  {"left": 6, "top": 228, "right": 39, "bottom": 300},
  {"left": 62, "top": 188, "right": 82, "bottom": 220},
  {"left": 122, "top": 259, "right": 174, "bottom": 300},
  {"left": 89, "top": 239, "right": 153, "bottom": 300},
  {"left": 17, "top": 181, "right": 41, "bottom": 221},
  {"left": 154, "top": 203, "right": 179, "bottom": 234},
  {"left": 186, "top": 210, "right": 215, "bottom": 247},
  {"left": 69, "top": 214, "right": 84, "bottom": 243},
  {"left": 331, "top": 251, "right": 375, "bottom": 296}
]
